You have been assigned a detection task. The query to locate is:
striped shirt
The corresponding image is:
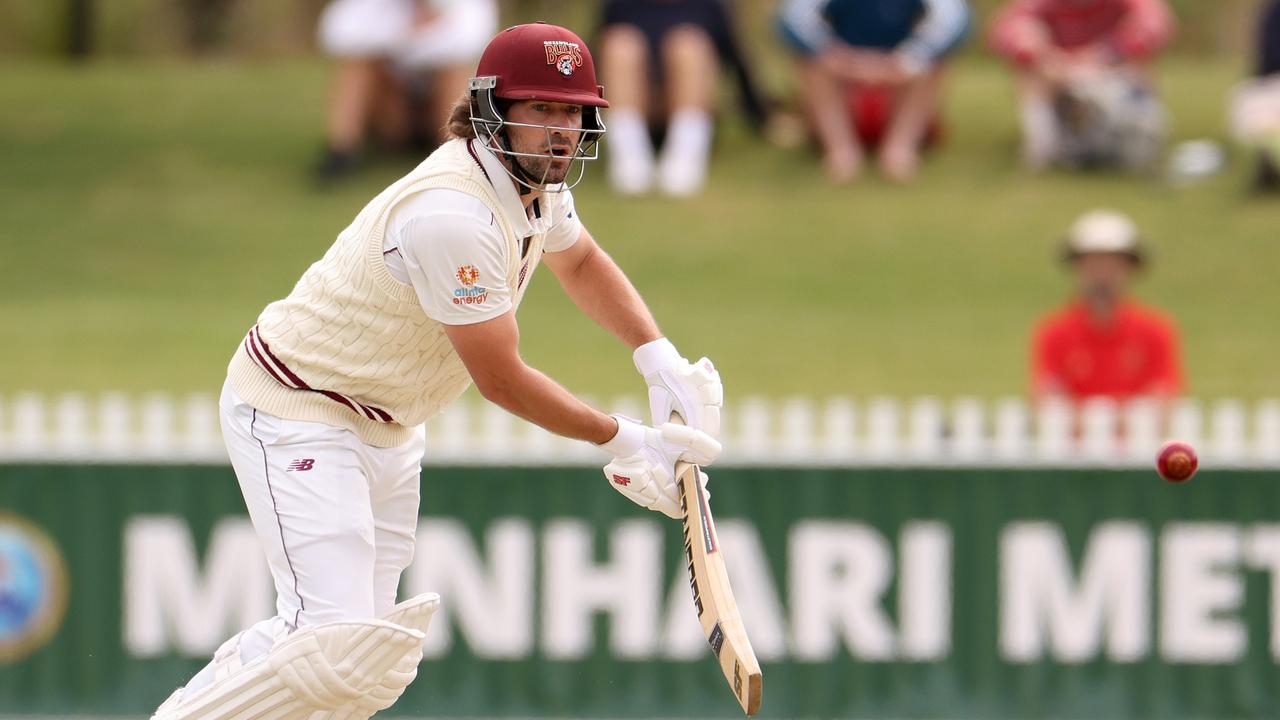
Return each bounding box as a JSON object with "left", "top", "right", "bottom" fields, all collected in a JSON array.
[{"left": 988, "top": 0, "right": 1175, "bottom": 65}]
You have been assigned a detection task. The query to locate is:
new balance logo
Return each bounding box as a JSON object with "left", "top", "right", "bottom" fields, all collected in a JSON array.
[
  {"left": 611, "top": 474, "right": 631, "bottom": 487},
  {"left": 287, "top": 459, "right": 315, "bottom": 472}
]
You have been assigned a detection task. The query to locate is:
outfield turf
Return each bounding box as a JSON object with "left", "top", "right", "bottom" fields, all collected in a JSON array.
[{"left": 1, "top": 57, "right": 1276, "bottom": 400}]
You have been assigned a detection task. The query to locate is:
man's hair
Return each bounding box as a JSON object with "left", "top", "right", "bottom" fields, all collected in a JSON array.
[
  {"left": 446, "top": 92, "right": 519, "bottom": 141},
  {"left": 445, "top": 94, "right": 477, "bottom": 140}
]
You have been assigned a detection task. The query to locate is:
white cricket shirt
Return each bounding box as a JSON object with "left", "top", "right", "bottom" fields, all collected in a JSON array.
[{"left": 382, "top": 142, "right": 583, "bottom": 325}]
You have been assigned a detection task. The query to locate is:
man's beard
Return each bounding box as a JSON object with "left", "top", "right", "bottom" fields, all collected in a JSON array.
[
  {"left": 514, "top": 153, "right": 571, "bottom": 185},
  {"left": 1083, "top": 282, "right": 1118, "bottom": 306}
]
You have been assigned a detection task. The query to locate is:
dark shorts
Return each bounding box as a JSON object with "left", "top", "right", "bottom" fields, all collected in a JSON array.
[
  {"left": 600, "top": 0, "right": 733, "bottom": 84},
  {"left": 1261, "top": 0, "right": 1280, "bottom": 76}
]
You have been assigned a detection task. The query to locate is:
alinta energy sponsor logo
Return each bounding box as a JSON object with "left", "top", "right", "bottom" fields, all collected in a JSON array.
[
  {"left": 0, "top": 512, "right": 69, "bottom": 664},
  {"left": 453, "top": 264, "right": 489, "bottom": 306}
]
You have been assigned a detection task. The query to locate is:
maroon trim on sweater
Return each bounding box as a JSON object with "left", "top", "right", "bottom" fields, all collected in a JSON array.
[
  {"left": 466, "top": 140, "right": 493, "bottom": 184},
  {"left": 252, "top": 327, "right": 310, "bottom": 391},
  {"left": 362, "top": 403, "right": 393, "bottom": 423},
  {"left": 243, "top": 325, "right": 396, "bottom": 424},
  {"left": 317, "top": 389, "right": 369, "bottom": 419},
  {"left": 245, "top": 336, "right": 297, "bottom": 390}
]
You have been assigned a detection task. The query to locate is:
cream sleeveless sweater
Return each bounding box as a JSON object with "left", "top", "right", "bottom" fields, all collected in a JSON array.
[{"left": 228, "top": 139, "right": 545, "bottom": 447}]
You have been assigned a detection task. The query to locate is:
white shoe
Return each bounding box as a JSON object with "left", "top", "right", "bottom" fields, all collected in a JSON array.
[
  {"left": 657, "top": 149, "right": 709, "bottom": 197},
  {"left": 657, "top": 108, "right": 712, "bottom": 197},
  {"left": 606, "top": 109, "right": 655, "bottom": 195},
  {"left": 609, "top": 154, "right": 655, "bottom": 195}
]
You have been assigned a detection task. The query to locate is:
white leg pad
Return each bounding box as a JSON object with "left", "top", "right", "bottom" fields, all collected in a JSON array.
[
  {"left": 306, "top": 593, "right": 441, "bottom": 720},
  {"left": 153, "top": 620, "right": 425, "bottom": 720},
  {"left": 384, "top": 592, "right": 441, "bottom": 633}
]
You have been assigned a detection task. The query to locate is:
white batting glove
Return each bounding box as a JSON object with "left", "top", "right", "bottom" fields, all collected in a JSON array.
[
  {"left": 598, "top": 415, "right": 720, "bottom": 519},
  {"left": 634, "top": 338, "right": 723, "bottom": 439}
]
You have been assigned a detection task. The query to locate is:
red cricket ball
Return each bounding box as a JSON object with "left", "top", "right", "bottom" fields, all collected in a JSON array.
[{"left": 1156, "top": 440, "right": 1198, "bottom": 483}]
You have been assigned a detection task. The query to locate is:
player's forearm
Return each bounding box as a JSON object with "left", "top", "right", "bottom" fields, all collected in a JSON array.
[
  {"left": 557, "top": 242, "right": 661, "bottom": 349},
  {"left": 475, "top": 362, "right": 618, "bottom": 444}
]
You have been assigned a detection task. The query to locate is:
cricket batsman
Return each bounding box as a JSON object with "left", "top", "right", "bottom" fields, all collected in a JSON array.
[{"left": 151, "top": 21, "right": 724, "bottom": 720}]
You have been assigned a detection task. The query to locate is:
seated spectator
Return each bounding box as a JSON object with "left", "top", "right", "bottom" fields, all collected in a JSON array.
[
  {"left": 314, "top": 0, "right": 497, "bottom": 180},
  {"left": 1230, "top": 0, "right": 1280, "bottom": 193},
  {"left": 989, "top": 0, "right": 1176, "bottom": 172},
  {"left": 777, "top": 0, "right": 971, "bottom": 183},
  {"left": 1031, "top": 210, "right": 1183, "bottom": 405},
  {"left": 597, "top": 0, "right": 773, "bottom": 196}
]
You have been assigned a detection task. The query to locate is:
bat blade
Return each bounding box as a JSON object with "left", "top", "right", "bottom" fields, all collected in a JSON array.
[{"left": 677, "top": 460, "right": 762, "bottom": 716}]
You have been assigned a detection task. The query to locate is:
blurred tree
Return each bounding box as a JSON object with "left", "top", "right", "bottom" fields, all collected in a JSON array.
[
  {"left": 4, "top": 0, "right": 1263, "bottom": 58},
  {"left": 504, "top": 0, "right": 592, "bottom": 29},
  {"left": 66, "top": 0, "right": 92, "bottom": 58},
  {"left": 182, "top": 0, "right": 236, "bottom": 54}
]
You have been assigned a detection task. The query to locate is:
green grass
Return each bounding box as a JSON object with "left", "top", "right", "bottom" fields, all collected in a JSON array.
[{"left": 1, "top": 57, "right": 1276, "bottom": 400}]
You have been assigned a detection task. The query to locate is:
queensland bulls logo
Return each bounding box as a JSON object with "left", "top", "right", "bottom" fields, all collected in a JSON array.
[{"left": 544, "top": 40, "right": 583, "bottom": 76}]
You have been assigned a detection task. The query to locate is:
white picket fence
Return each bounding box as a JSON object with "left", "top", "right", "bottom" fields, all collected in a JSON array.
[{"left": 2, "top": 392, "right": 1279, "bottom": 468}]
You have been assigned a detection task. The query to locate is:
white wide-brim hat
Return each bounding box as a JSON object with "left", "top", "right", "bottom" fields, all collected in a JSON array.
[{"left": 1061, "top": 209, "right": 1146, "bottom": 265}]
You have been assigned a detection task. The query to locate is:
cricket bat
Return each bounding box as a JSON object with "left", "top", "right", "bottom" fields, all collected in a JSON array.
[{"left": 673, "top": 415, "right": 763, "bottom": 716}]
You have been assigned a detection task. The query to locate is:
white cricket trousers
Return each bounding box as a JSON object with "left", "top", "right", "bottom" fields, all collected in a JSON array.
[{"left": 187, "top": 381, "right": 425, "bottom": 692}]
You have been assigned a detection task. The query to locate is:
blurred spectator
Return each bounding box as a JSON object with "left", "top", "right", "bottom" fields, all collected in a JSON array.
[
  {"left": 989, "top": 0, "right": 1176, "bottom": 172},
  {"left": 1031, "top": 210, "right": 1183, "bottom": 405},
  {"left": 1230, "top": 0, "right": 1280, "bottom": 193},
  {"left": 598, "top": 0, "right": 773, "bottom": 196},
  {"left": 777, "top": 0, "right": 971, "bottom": 183},
  {"left": 314, "top": 0, "right": 497, "bottom": 180}
]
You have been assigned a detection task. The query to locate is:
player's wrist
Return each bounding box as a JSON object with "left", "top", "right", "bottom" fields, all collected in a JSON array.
[
  {"left": 633, "top": 337, "right": 681, "bottom": 376},
  {"left": 597, "top": 414, "right": 645, "bottom": 457}
]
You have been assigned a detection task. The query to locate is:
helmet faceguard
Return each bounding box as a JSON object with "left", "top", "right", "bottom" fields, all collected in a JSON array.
[
  {"left": 469, "top": 76, "right": 606, "bottom": 192},
  {"left": 467, "top": 23, "right": 609, "bottom": 193}
]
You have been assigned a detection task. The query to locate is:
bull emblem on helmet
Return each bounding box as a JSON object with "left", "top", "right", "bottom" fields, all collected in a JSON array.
[{"left": 543, "top": 40, "right": 583, "bottom": 77}]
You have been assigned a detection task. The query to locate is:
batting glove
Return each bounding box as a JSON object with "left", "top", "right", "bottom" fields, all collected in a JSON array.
[
  {"left": 598, "top": 415, "right": 720, "bottom": 519},
  {"left": 634, "top": 338, "right": 723, "bottom": 439}
]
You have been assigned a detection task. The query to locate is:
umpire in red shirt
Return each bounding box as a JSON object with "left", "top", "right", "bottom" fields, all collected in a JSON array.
[{"left": 1031, "top": 210, "right": 1183, "bottom": 403}]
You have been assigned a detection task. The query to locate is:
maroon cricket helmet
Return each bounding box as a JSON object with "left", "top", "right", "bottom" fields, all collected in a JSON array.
[
  {"left": 475, "top": 22, "right": 608, "bottom": 108},
  {"left": 468, "top": 22, "right": 608, "bottom": 191}
]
